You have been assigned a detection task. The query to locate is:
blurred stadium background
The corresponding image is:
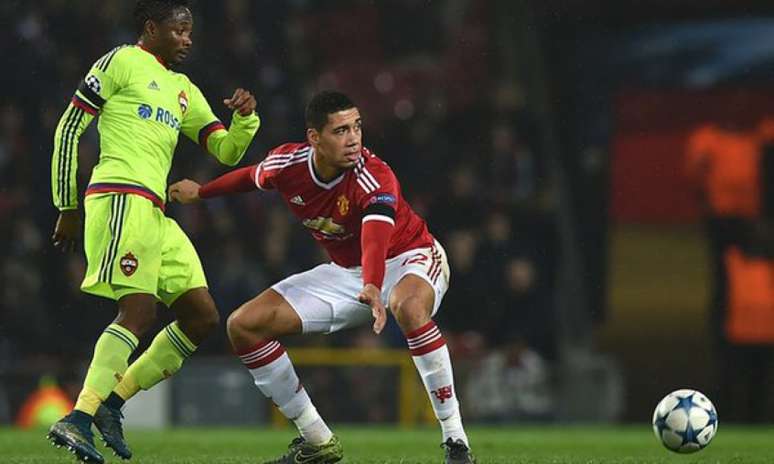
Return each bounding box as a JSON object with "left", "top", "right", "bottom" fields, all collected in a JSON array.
[{"left": 2, "top": 0, "right": 774, "bottom": 440}]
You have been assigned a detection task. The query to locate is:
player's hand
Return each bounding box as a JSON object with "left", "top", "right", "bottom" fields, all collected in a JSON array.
[
  {"left": 358, "top": 283, "right": 387, "bottom": 335},
  {"left": 52, "top": 209, "right": 80, "bottom": 252},
  {"left": 224, "top": 88, "right": 256, "bottom": 117},
  {"left": 168, "top": 179, "right": 202, "bottom": 204}
]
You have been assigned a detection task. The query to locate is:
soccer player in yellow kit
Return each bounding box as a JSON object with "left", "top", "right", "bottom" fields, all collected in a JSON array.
[{"left": 48, "top": 1, "right": 259, "bottom": 462}]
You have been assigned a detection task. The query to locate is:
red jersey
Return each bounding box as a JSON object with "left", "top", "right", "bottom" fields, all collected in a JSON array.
[{"left": 254, "top": 142, "right": 434, "bottom": 267}]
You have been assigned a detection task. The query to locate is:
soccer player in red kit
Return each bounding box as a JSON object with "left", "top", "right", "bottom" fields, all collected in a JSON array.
[{"left": 169, "top": 91, "right": 475, "bottom": 464}]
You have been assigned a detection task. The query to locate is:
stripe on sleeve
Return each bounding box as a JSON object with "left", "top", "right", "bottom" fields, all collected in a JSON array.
[
  {"left": 97, "top": 45, "right": 126, "bottom": 72},
  {"left": 198, "top": 120, "right": 226, "bottom": 147},
  {"left": 59, "top": 107, "right": 85, "bottom": 208},
  {"left": 356, "top": 178, "right": 374, "bottom": 193},
  {"left": 71, "top": 95, "right": 98, "bottom": 115},
  {"left": 56, "top": 106, "right": 78, "bottom": 205},
  {"left": 63, "top": 109, "right": 85, "bottom": 207}
]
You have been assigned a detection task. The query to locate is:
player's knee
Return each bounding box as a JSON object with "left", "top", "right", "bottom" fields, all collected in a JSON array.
[
  {"left": 198, "top": 306, "right": 220, "bottom": 335},
  {"left": 176, "top": 301, "right": 220, "bottom": 343},
  {"left": 391, "top": 296, "right": 430, "bottom": 333},
  {"left": 228, "top": 302, "right": 276, "bottom": 341},
  {"left": 116, "top": 296, "right": 158, "bottom": 337},
  {"left": 226, "top": 309, "right": 244, "bottom": 339},
  {"left": 136, "top": 308, "right": 158, "bottom": 333}
]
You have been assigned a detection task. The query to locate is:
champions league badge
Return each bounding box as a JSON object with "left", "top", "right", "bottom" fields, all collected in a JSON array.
[
  {"left": 85, "top": 74, "right": 101, "bottom": 94},
  {"left": 178, "top": 91, "right": 188, "bottom": 113},
  {"left": 120, "top": 252, "right": 139, "bottom": 277}
]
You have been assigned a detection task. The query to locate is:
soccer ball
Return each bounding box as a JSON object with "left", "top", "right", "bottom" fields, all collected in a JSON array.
[{"left": 652, "top": 389, "right": 718, "bottom": 453}]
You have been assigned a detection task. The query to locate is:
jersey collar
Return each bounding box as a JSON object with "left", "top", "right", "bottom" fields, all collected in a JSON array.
[
  {"left": 308, "top": 148, "right": 345, "bottom": 190},
  {"left": 136, "top": 43, "right": 169, "bottom": 69}
]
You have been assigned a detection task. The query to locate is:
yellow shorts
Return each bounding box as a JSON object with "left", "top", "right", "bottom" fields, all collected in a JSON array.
[{"left": 81, "top": 193, "right": 207, "bottom": 307}]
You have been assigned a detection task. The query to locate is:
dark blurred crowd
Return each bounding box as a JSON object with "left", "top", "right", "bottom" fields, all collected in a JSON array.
[{"left": 0, "top": 0, "right": 558, "bottom": 420}]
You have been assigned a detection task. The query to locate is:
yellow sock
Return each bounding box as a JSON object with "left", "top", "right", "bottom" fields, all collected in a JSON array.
[
  {"left": 74, "top": 323, "right": 138, "bottom": 416},
  {"left": 74, "top": 387, "right": 103, "bottom": 416},
  {"left": 113, "top": 372, "right": 140, "bottom": 401},
  {"left": 113, "top": 321, "right": 197, "bottom": 401}
]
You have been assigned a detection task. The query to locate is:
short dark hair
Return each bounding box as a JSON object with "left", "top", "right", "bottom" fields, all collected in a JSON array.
[
  {"left": 134, "top": 0, "right": 191, "bottom": 36},
  {"left": 305, "top": 91, "right": 356, "bottom": 130}
]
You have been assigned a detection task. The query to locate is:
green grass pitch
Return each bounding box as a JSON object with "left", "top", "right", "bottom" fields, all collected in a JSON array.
[{"left": 1, "top": 425, "right": 772, "bottom": 463}]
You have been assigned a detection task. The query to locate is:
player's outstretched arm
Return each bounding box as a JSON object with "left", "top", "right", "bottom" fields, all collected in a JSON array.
[{"left": 169, "top": 165, "right": 259, "bottom": 204}]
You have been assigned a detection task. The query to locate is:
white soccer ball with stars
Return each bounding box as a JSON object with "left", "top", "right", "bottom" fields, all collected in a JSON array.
[{"left": 652, "top": 389, "right": 718, "bottom": 453}]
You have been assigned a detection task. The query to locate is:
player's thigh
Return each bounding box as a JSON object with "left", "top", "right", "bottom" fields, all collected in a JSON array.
[
  {"left": 81, "top": 194, "right": 163, "bottom": 300},
  {"left": 388, "top": 274, "right": 435, "bottom": 318},
  {"left": 229, "top": 288, "right": 302, "bottom": 338},
  {"left": 156, "top": 217, "right": 208, "bottom": 307},
  {"left": 272, "top": 263, "right": 372, "bottom": 334},
  {"left": 384, "top": 240, "right": 450, "bottom": 318}
]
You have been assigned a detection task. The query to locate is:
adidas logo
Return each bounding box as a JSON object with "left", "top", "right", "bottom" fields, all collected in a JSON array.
[
  {"left": 147, "top": 80, "right": 160, "bottom": 90},
  {"left": 290, "top": 195, "right": 305, "bottom": 206}
]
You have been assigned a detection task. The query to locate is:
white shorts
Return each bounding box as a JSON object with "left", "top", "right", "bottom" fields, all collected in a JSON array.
[{"left": 272, "top": 240, "right": 450, "bottom": 334}]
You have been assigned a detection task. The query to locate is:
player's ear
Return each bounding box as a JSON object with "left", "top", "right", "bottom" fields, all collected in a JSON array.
[
  {"left": 307, "top": 128, "right": 319, "bottom": 145},
  {"left": 144, "top": 19, "right": 157, "bottom": 38}
]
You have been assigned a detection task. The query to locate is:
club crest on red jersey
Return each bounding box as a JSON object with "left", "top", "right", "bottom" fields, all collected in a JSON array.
[
  {"left": 336, "top": 195, "right": 350, "bottom": 216},
  {"left": 178, "top": 91, "right": 188, "bottom": 113},
  {"left": 120, "top": 252, "right": 139, "bottom": 277}
]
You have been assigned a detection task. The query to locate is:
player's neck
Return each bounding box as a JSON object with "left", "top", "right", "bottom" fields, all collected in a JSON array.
[
  {"left": 136, "top": 39, "right": 169, "bottom": 67},
  {"left": 312, "top": 150, "right": 343, "bottom": 182}
]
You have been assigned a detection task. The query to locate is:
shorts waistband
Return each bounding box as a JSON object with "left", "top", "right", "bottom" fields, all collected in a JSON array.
[{"left": 85, "top": 183, "right": 165, "bottom": 211}]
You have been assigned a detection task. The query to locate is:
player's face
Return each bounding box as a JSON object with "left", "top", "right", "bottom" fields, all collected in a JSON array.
[
  {"left": 311, "top": 108, "right": 363, "bottom": 171},
  {"left": 156, "top": 7, "right": 193, "bottom": 65}
]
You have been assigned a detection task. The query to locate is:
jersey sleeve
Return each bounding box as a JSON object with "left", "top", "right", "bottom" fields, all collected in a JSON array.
[
  {"left": 181, "top": 82, "right": 261, "bottom": 166},
  {"left": 356, "top": 157, "right": 400, "bottom": 225},
  {"left": 199, "top": 165, "right": 258, "bottom": 198},
  {"left": 253, "top": 144, "right": 301, "bottom": 191},
  {"left": 51, "top": 46, "right": 131, "bottom": 210},
  {"left": 76, "top": 45, "right": 132, "bottom": 111},
  {"left": 357, "top": 157, "right": 398, "bottom": 289},
  {"left": 254, "top": 158, "right": 277, "bottom": 190}
]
